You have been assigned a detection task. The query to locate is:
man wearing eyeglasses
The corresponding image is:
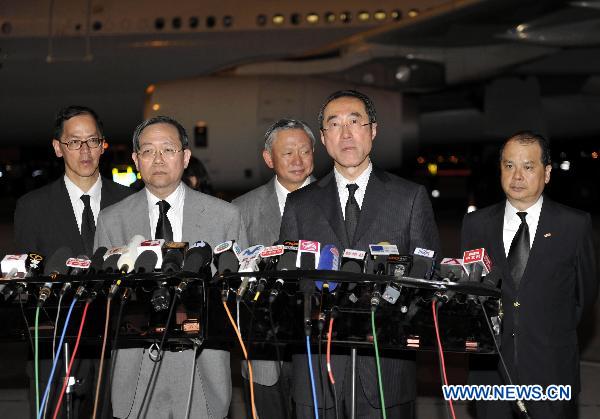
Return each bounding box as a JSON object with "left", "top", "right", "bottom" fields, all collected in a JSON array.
[
  {"left": 280, "top": 90, "right": 440, "bottom": 418},
  {"left": 13, "top": 105, "right": 133, "bottom": 418},
  {"left": 94, "top": 115, "right": 247, "bottom": 419},
  {"left": 14, "top": 105, "right": 133, "bottom": 258}
]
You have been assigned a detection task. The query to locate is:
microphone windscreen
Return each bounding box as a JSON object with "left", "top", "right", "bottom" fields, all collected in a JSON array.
[
  {"left": 277, "top": 252, "right": 297, "bottom": 270},
  {"left": 90, "top": 247, "right": 107, "bottom": 273},
  {"left": 341, "top": 260, "right": 362, "bottom": 273},
  {"left": 102, "top": 254, "right": 120, "bottom": 272},
  {"left": 482, "top": 266, "right": 502, "bottom": 288},
  {"left": 134, "top": 250, "right": 158, "bottom": 274},
  {"left": 299, "top": 252, "right": 316, "bottom": 270},
  {"left": 183, "top": 246, "right": 212, "bottom": 272},
  {"left": 216, "top": 251, "right": 239, "bottom": 274},
  {"left": 162, "top": 249, "right": 184, "bottom": 273},
  {"left": 43, "top": 247, "right": 73, "bottom": 275}
]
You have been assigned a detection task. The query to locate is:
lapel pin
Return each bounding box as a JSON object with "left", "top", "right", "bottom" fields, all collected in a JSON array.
[{"left": 543, "top": 233, "right": 552, "bottom": 238}]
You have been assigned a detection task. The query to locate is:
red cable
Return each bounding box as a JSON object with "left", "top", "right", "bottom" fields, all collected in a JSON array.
[
  {"left": 52, "top": 301, "right": 91, "bottom": 419},
  {"left": 432, "top": 300, "right": 457, "bottom": 419},
  {"left": 326, "top": 317, "right": 335, "bottom": 384}
]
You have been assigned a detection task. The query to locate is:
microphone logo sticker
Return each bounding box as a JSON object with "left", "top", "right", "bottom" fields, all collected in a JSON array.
[
  {"left": 214, "top": 241, "right": 233, "bottom": 254},
  {"left": 261, "top": 245, "right": 284, "bottom": 258},
  {"left": 66, "top": 258, "right": 92, "bottom": 269},
  {"left": 414, "top": 247, "right": 435, "bottom": 258},
  {"left": 241, "top": 245, "right": 264, "bottom": 259},
  {"left": 299, "top": 240, "right": 319, "bottom": 253},
  {"left": 343, "top": 249, "right": 366, "bottom": 260}
]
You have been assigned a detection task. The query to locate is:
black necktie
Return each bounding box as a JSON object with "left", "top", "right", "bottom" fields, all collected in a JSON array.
[
  {"left": 507, "top": 211, "right": 530, "bottom": 288},
  {"left": 345, "top": 184, "right": 360, "bottom": 243},
  {"left": 155, "top": 200, "right": 173, "bottom": 241},
  {"left": 80, "top": 194, "right": 95, "bottom": 256}
]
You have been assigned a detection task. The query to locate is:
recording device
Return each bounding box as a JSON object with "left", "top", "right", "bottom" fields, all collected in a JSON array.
[
  {"left": 463, "top": 248, "right": 492, "bottom": 282},
  {"left": 381, "top": 254, "right": 413, "bottom": 305}
]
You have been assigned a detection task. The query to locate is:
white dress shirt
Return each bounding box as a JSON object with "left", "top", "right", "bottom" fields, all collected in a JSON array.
[
  {"left": 334, "top": 161, "right": 373, "bottom": 219},
  {"left": 63, "top": 174, "right": 102, "bottom": 233},
  {"left": 146, "top": 182, "right": 185, "bottom": 241},
  {"left": 274, "top": 176, "right": 312, "bottom": 216},
  {"left": 503, "top": 195, "right": 543, "bottom": 257}
]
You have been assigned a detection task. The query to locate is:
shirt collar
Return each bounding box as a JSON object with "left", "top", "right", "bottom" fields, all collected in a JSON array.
[
  {"left": 274, "top": 175, "right": 312, "bottom": 216},
  {"left": 334, "top": 161, "right": 372, "bottom": 192},
  {"left": 145, "top": 181, "right": 185, "bottom": 209},
  {"left": 504, "top": 195, "right": 544, "bottom": 224},
  {"left": 63, "top": 174, "right": 102, "bottom": 201}
]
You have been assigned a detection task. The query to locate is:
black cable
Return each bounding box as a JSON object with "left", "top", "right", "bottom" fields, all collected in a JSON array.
[
  {"left": 268, "top": 302, "right": 291, "bottom": 419},
  {"left": 18, "top": 288, "right": 35, "bottom": 353},
  {"left": 137, "top": 291, "right": 179, "bottom": 419},
  {"left": 106, "top": 288, "right": 130, "bottom": 405},
  {"left": 317, "top": 290, "right": 326, "bottom": 419},
  {"left": 244, "top": 301, "right": 257, "bottom": 419},
  {"left": 434, "top": 301, "right": 452, "bottom": 419}
]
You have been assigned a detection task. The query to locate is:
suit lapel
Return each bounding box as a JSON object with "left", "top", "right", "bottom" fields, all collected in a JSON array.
[
  {"left": 56, "top": 178, "right": 85, "bottom": 253},
  {"left": 181, "top": 184, "right": 206, "bottom": 243},
  {"left": 353, "top": 169, "right": 387, "bottom": 247},
  {"left": 315, "top": 172, "right": 349, "bottom": 249},
  {"left": 264, "top": 178, "right": 281, "bottom": 243}
]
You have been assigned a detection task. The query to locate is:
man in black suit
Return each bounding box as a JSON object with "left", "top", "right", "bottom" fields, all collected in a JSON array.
[
  {"left": 280, "top": 90, "right": 440, "bottom": 418},
  {"left": 13, "top": 105, "right": 133, "bottom": 418},
  {"left": 461, "top": 131, "right": 597, "bottom": 419},
  {"left": 14, "top": 105, "right": 133, "bottom": 257}
]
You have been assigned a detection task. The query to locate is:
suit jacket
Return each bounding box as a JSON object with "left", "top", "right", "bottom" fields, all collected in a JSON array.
[
  {"left": 94, "top": 183, "right": 248, "bottom": 419},
  {"left": 279, "top": 168, "right": 441, "bottom": 407},
  {"left": 461, "top": 197, "right": 597, "bottom": 394},
  {"left": 14, "top": 176, "right": 133, "bottom": 257}
]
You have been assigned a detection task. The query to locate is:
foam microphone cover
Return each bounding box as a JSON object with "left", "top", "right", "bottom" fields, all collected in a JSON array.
[
  {"left": 183, "top": 246, "right": 213, "bottom": 273},
  {"left": 102, "top": 254, "right": 120, "bottom": 273},
  {"left": 277, "top": 251, "right": 297, "bottom": 270},
  {"left": 162, "top": 249, "right": 184, "bottom": 273},
  {"left": 43, "top": 247, "right": 73, "bottom": 276},
  {"left": 89, "top": 247, "right": 107, "bottom": 274},
  {"left": 134, "top": 250, "right": 158, "bottom": 274},
  {"left": 216, "top": 251, "right": 240, "bottom": 274}
]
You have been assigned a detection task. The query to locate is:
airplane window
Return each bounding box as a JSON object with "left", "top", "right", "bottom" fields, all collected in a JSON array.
[
  {"left": 92, "top": 21, "right": 102, "bottom": 31},
  {"left": 358, "top": 11, "right": 370, "bottom": 22},
  {"left": 324, "top": 12, "right": 336, "bottom": 23},
  {"left": 172, "top": 17, "right": 182, "bottom": 29},
  {"left": 291, "top": 13, "right": 301, "bottom": 25},
  {"left": 206, "top": 16, "right": 216, "bottom": 28},
  {"left": 223, "top": 15, "right": 233, "bottom": 27},
  {"left": 374, "top": 11, "right": 386, "bottom": 21},
  {"left": 189, "top": 16, "right": 199, "bottom": 29},
  {"left": 306, "top": 13, "right": 319, "bottom": 24},
  {"left": 391, "top": 10, "right": 402, "bottom": 21},
  {"left": 273, "top": 14, "right": 285, "bottom": 25},
  {"left": 340, "top": 12, "right": 352, "bottom": 23},
  {"left": 154, "top": 18, "right": 165, "bottom": 30},
  {"left": 256, "top": 14, "right": 267, "bottom": 26}
]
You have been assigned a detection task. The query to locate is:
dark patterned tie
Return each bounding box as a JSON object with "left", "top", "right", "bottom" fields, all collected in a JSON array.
[
  {"left": 345, "top": 184, "right": 360, "bottom": 243},
  {"left": 507, "top": 211, "right": 530, "bottom": 288},
  {"left": 155, "top": 200, "right": 173, "bottom": 241},
  {"left": 80, "top": 194, "right": 95, "bottom": 256}
]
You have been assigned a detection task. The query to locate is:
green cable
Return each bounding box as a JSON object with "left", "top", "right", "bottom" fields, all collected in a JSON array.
[
  {"left": 371, "top": 309, "right": 387, "bottom": 419},
  {"left": 34, "top": 306, "right": 40, "bottom": 416}
]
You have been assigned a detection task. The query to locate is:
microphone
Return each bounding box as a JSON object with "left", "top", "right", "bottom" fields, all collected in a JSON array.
[
  {"left": 88, "top": 247, "right": 107, "bottom": 274},
  {"left": 39, "top": 247, "right": 72, "bottom": 305},
  {"left": 134, "top": 250, "right": 158, "bottom": 274},
  {"left": 341, "top": 248, "right": 368, "bottom": 274},
  {"left": 1, "top": 254, "right": 28, "bottom": 279},
  {"left": 102, "top": 254, "right": 120, "bottom": 273},
  {"left": 296, "top": 240, "right": 320, "bottom": 269},
  {"left": 381, "top": 254, "right": 413, "bottom": 305},
  {"left": 137, "top": 239, "right": 165, "bottom": 269},
  {"left": 236, "top": 245, "right": 264, "bottom": 302},
  {"left": 118, "top": 236, "right": 146, "bottom": 273},
  {"left": 368, "top": 244, "right": 397, "bottom": 310},
  {"left": 410, "top": 247, "right": 436, "bottom": 279},
  {"left": 214, "top": 240, "right": 243, "bottom": 274},
  {"left": 161, "top": 249, "right": 184, "bottom": 273},
  {"left": 462, "top": 248, "right": 492, "bottom": 282},
  {"left": 256, "top": 245, "right": 284, "bottom": 294},
  {"left": 440, "top": 258, "right": 468, "bottom": 281},
  {"left": 177, "top": 242, "right": 213, "bottom": 294},
  {"left": 316, "top": 244, "right": 340, "bottom": 291},
  {"left": 269, "top": 248, "right": 297, "bottom": 304}
]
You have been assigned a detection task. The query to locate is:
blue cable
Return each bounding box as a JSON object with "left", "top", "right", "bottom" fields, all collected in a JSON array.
[
  {"left": 37, "top": 297, "right": 78, "bottom": 419},
  {"left": 306, "top": 335, "right": 320, "bottom": 419}
]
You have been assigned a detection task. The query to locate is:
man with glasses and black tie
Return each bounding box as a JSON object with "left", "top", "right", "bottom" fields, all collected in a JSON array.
[
  {"left": 461, "top": 132, "right": 597, "bottom": 419},
  {"left": 280, "top": 90, "right": 440, "bottom": 418},
  {"left": 94, "top": 115, "right": 247, "bottom": 419},
  {"left": 13, "top": 105, "right": 133, "bottom": 418}
]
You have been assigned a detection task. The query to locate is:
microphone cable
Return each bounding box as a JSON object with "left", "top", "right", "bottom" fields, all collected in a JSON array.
[
  {"left": 51, "top": 300, "right": 91, "bottom": 419},
  {"left": 317, "top": 290, "right": 327, "bottom": 419},
  {"left": 268, "top": 301, "right": 291, "bottom": 419},
  {"left": 34, "top": 306, "right": 41, "bottom": 415},
  {"left": 91, "top": 296, "right": 113, "bottom": 419},
  {"left": 326, "top": 315, "right": 339, "bottom": 419},
  {"left": 305, "top": 335, "right": 320, "bottom": 419},
  {"left": 432, "top": 300, "right": 457, "bottom": 419},
  {"left": 479, "top": 300, "right": 531, "bottom": 419},
  {"left": 137, "top": 290, "right": 179, "bottom": 419},
  {"left": 222, "top": 300, "right": 257, "bottom": 419},
  {"left": 37, "top": 297, "right": 77, "bottom": 419},
  {"left": 370, "top": 309, "right": 387, "bottom": 419},
  {"left": 105, "top": 287, "right": 131, "bottom": 406},
  {"left": 53, "top": 293, "right": 65, "bottom": 357}
]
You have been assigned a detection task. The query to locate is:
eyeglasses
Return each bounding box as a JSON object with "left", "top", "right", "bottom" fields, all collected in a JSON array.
[
  {"left": 137, "top": 146, "right": 184, "bottom": 161},
  {"left": 321, "top": 119, "right": 372, "bottom": 134},
  {"left": 60, "top": 137, "right": 103, "bottom": 150}
]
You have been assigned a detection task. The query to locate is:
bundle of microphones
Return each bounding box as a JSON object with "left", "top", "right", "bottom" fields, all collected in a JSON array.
[{"left": 1, "top": 236, "right": 501, "bottom": 309}]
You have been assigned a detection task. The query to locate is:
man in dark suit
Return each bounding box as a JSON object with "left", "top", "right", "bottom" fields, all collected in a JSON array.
[
  {"left": 13, "top": 105, "right": 133, "bottom": 418},
  {"left": 232, "top": 118, "right": 316, "bottom": 417},
  {"left": 95, "top": 116, "right": 247, "bottom": 419},
  {"left": 280, "top": 90, "right": 440, "bottom": 418},
  {"left": 14, "top": 105, "right": 133, "bottom": 257},
  {"left": 461, "top": 131, "right": 597, "bottom": 419}
]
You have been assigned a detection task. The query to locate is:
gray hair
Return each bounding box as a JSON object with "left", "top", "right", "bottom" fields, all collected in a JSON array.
[
  {"left": 264, "top": 118, "right": 316, "bottom": 152},
  {"left": 132, "top": 115, "right": 189, "bottom": 152}
]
